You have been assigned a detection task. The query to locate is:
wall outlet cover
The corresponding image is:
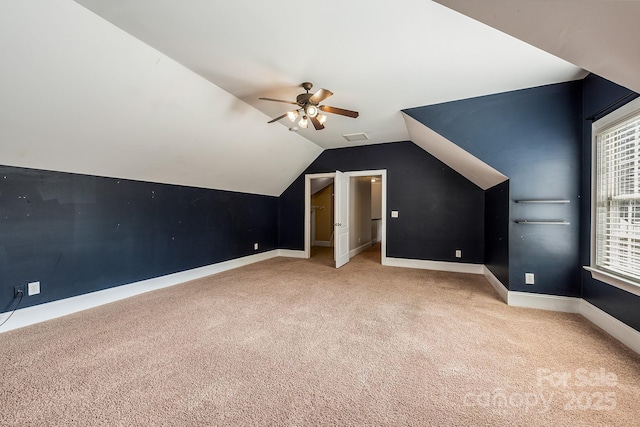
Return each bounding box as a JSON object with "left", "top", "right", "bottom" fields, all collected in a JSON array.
[
  {"left": 28, "top": 281, "right": 41, "bottom": 296},
  {"left": 455, "top": 250, "right": 462, "bottom": 258},
  {"left": 391, "top": 210, "right": 399, "bottom": 218},
  {"left": 525, "top": 273, "right": 535, "bottom": 285}
]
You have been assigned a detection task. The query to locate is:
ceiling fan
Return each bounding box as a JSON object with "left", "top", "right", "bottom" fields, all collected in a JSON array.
[{"left": 259, "top": 82, "right": 359, "bottom": 130}]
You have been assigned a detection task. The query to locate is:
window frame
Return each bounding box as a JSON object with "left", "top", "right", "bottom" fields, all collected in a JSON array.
[{"left": 587, "top": 96, "right": 640, "bottom": 297}]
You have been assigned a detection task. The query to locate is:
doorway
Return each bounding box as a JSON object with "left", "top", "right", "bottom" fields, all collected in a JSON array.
[{"left": 304, "top": 170, "right": 387, "bottom": 268}]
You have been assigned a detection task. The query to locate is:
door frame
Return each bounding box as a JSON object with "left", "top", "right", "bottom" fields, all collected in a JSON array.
[{"left": 304, "top": 169, "right": 387, "bottom": 265}]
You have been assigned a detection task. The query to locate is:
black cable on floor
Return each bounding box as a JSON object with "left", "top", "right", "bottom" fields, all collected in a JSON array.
[{"left": 0, "top": 292, "right": 24, "bottom": 329}]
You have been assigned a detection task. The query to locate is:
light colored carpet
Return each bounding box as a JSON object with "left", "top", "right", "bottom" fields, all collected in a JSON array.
[{"left": 1, "top": 244, "right": 639, "bottom": 426}]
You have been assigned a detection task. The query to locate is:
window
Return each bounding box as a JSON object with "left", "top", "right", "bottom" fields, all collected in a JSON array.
[{"left": 590, "top": 97, "right": 640, "bottom": 293}]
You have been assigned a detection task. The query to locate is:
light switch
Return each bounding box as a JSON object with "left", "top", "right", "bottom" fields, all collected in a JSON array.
[{"left": 391, "top": 210, "right": 399, "bottom": 218}]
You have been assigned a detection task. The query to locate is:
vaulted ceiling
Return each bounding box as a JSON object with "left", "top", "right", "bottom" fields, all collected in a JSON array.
[{"left": 1, "top": 1, "right": 636, "bottom": 196}]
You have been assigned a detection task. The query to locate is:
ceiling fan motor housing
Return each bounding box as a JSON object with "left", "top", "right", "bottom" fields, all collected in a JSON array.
[{"left": 296, "top": 93, "right": 313, "bottom": 105}]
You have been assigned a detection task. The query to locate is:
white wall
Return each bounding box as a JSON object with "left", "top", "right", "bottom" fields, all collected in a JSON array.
[
  {"left": 371, "top": 180, "right": 382, "bottom": 218},
  {"left": 371, "top": 180, "right": 383, "bottom": 243},
  {"left": 349, "top": 177, "right": 372, "bottom": 251}
]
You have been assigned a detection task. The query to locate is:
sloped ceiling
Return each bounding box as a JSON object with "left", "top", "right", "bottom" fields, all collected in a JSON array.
[
  {"left": 0, "top": 0, "right": 321, "bottom": 196},
  {"left": 436, "top": 0, "right": 640, "bottom": 95},
  {"left": 1, "top": 0, "right": 591, "bottom": 196},
  {"left": 402, "top": 113, "right": 507, "bottom": 190},
  {"left": 74, "top": 0, "right": 585, "bottom": 152}
]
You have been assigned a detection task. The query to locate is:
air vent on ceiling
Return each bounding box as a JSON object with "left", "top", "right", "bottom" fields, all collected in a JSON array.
[{"left": 342, "top": 132, "right": 369, "bottom": 142}]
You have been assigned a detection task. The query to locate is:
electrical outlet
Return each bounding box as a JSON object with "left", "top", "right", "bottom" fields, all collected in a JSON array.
[
  {"left": 14, "top": 286, "right": 24, "bottom": 298},
  {"left": 525, "top": 273, "right": 535, "bottom": 285},
  {"left": 455, "top": 249, "right": 462, "bottom": 258},
  {"left": 254, "top": 243, "right": 259, "bottom": 250}
]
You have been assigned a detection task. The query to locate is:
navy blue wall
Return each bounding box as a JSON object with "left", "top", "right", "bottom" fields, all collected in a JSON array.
[
  {"left": 484, "top": 180, "right": 509, "bottom": 286},
  {"left": 279, "top": 141, "right": 485, "bottom": 264},
  {"left": 404, "top": 82, "right": 583, "bottom": 296},
  {"left": 581, "top": 74, "right": 640, "bottom": 331},
  {"left": 0, "top": 165, "right": 278, "bottom": 314}
]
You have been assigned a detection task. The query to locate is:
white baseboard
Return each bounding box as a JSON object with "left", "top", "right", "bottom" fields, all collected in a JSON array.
[
  {"left": 483, "top": 266, "right": 509, "bottom": 303},
  {"left": 277, "top": 249, "right": 307, "bottom": 258},
  {"left": 4, "top": 252, "right": 639, "bottom": 356},
  {"left": 482, "top": 267, "right": 581, "bottom": 312},
  {"left": 580, "top": 299, "right": 640, "bottom": 355},
  {"left": 385, "top": 257, "right": 484, "bottom": 274},
  {"left": 508, "top": 291, "right": 582, "bottom": 313},
  {"left": 0, "top": 250, "right": 281, "bottom": 333},
  {"left": 503, "top": 291, "right": 638, "bottom": 354},
  {"left": 480, "top": 267, "right": 638, "bottom": 354},
  {"left": 349, "top": 241, "right": 372, "bottom": 258}
]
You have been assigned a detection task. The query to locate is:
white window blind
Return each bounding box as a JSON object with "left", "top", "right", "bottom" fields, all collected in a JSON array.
[{"left": 595, "top": 110, "right": 640, "bottom": 282}]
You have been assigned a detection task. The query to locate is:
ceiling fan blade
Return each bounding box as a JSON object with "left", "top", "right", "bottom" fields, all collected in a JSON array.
[
  {"left": 267, "top": 113, "right": 288, "bottom": 123},
  {"left": 310, "top": 116, "right": 325, "bottom": 130},
  {"left": 259, "top": 97, "right": 299, "bottom": 106},
  {"left": 319, "top": 105, "right": 359, "bottom": 118},
  {"left": 309, "top": 88, "right": 333, "bottom": 104}
]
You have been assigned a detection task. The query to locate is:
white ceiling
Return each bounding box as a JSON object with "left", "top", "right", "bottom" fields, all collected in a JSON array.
[
  {"left": 0, "top": 0, "right": 322, "bottom": 196},
  {"left": 5, "top": 0, "right": 634, "bottom": 196},
  {"left": 73, "top": 0, "right": 585, "bottom": 151},
  {"left": 436, "top": 0, "right": 640, "bottom": 96}
]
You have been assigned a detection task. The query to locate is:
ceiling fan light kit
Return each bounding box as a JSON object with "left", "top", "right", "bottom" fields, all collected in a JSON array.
[
  {"left": 299, "top": 116, "right": 309, "bottom": 129},
  {"left": 259, "top": 82, "right": 359, "bottom": 130},
  {"left": 305, "top": 104, "right": 318, "bottom": 118},
  {"left": 287, "top": 110, "right": 299, "bottom": 122}
]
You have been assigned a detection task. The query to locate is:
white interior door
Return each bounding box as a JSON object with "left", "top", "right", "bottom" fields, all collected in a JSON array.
[{"left": 334, "top": 170, "right": 350, "bottom": 268}]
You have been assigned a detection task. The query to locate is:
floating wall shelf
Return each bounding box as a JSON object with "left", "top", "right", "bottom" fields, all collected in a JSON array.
[
  {"left": 514, "top": 199, "right": 571, "bottom": 224},
  {"left": 514, "top": 220, "right": 570, "bottom": 225},
  {"left": 514, "top": 199, "right": 570, "bottom": 204}
]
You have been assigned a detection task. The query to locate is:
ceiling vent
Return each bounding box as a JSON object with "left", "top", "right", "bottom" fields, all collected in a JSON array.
[{"left": 342, "top": 132, "right": 369, "bottom": 142}]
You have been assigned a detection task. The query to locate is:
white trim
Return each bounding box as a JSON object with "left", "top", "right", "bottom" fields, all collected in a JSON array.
[
  {"left": 480, "top": 268, "right": 638, "bottom": 344},
  {"left": 0, "top": 250, "right": 281, "bottom": 333},
  {"left": 480, "top": 267, "right": 639, "bottom": 354},
  {"left": 584, "top": 266, "right": 640, "bottom": 298},
  {"left": 580, "top": 299, "right": 640, "bottom": 355},
  {"left": 305, "top": 170, "right": 387, "bottom": 266},
  {"left": 277, "top": 249, "right": 307, "bottom": 258},
  {"left": 349, "top": 241, "right": 372, "bottom": 258},
  {"left": 305, "top": 173, "right": 336, "bottom": 259},
  {"left": 482, "top": 266, "right": 581, "bottom": 313},
  {"left": 385, "top": 257, "right": 484, "bottom": 274},
  {"left": 483, "top": 266, "right": 508, "bottom": 303},
  {"left": 344, "top": 170, "right": 387, "bottom": 266},
  {"left": 592, "top": 96, "right": 640, "bottom": 133},
  {"left": 589, "top": 97, "right": 640, "bottom": 295},
  {"left": 507, "top": 291, "right": 581, "bottom": 313}
]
